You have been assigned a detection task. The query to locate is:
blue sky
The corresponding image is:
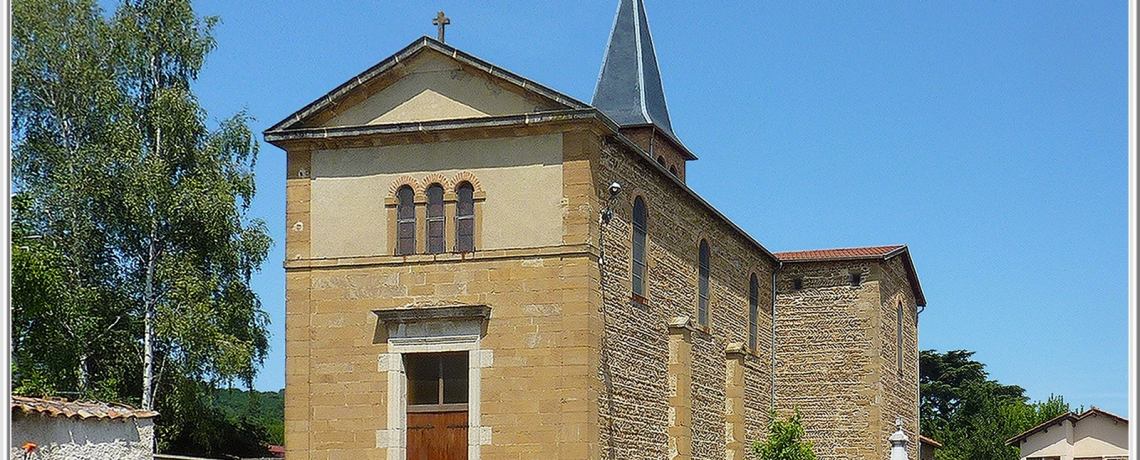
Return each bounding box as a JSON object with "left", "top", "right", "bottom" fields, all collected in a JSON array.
[{"left": 181, "top": 1, "right": 1129, "bottom": 415}]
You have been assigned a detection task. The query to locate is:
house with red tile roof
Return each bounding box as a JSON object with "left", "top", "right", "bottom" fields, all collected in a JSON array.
[{"left": 1005, "top": 408, "right": 1129, "bottom": 460}]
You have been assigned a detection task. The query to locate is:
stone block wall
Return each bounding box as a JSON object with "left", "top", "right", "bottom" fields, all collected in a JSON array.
[
  {"left": 774, "top": 258, "right": 919, "bottom": 460},
  {"left": 286, "top": 252, "right": 601, "bottom": 460}
]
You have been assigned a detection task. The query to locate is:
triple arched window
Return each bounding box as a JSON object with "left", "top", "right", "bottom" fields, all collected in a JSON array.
[
  {"left": 632, "top": 196, "right": 648, "bottom": 299},
  {"left": 390, "top": 180, "right": 479, "bottom": 256}
]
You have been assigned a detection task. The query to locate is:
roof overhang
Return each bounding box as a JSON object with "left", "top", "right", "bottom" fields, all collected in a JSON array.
[
  {"left": 1004, "top": 408, "right": 1128, "bottom": 446},
  {"left": 265, "top": 108, "right": 620, "bottom": 150}
]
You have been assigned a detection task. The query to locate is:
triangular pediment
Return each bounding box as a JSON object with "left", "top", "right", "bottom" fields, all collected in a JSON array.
[{"left": 269, "top": 37, "right": 590, "bottom": 132}]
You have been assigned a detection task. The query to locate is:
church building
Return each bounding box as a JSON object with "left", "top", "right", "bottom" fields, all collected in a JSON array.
[{"left": 265, "top": 1, "right": 926, "bottom": 459}]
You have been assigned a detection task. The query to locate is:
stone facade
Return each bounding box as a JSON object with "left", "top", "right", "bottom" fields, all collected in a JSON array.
[{"left": 267, "top": 36, "right": 926, "bottom": 460}]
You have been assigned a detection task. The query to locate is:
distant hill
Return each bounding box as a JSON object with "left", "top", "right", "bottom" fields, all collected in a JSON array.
[{"left": 213, "top": 388, "right": 285, "bottom": 446}]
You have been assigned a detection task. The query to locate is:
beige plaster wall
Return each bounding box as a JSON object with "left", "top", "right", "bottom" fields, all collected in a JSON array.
[
  {"left": 321, "top": 52, "right": 557, "bottom": 127},
  {"left": 1072, "top": 415, "right": 1128, "bottom": 457},
  {"left": 1019, "top": 420, "right": 1072, "bottom": 459},
  {"left": 309, "top": 134, "right": 564, "bottom": 258}
]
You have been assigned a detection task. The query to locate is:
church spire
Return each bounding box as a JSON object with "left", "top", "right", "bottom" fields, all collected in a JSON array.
[{"left": 592, "top": 0, "right": 675, "bottom": 137}]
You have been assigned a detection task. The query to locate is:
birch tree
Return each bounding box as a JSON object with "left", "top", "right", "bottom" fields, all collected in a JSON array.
[{"left": 13, "top": 0, "right": 272, "bottom": 434}]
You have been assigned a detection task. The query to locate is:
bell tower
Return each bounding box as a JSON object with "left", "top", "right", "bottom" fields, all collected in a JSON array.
[{"left": 592, "top": 0, "right": 696, "bottom": 181}]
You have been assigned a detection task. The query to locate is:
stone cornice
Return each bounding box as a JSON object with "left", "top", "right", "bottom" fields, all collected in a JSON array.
[
  {"left": 284, "top": 243, "right": 596, "bottom": 271},
  {"left": 373, "top": 304, "right": 491, "bottom": 324},
  {"left": 265, "top": 109, "right": 619, "bottom": 151}
]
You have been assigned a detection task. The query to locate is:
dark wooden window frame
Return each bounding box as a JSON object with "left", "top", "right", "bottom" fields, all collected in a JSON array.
[
  {"left": 396, "top": 185, "right": 416, "bottom": 256},
  {"left": 748, "top": 273, "right": 759, "bottom": 352},
  {"left": 698, "top": 239, "right": 710, "bottom": 328},
  {"left": 897, "top": 301, "right": 904, "bottom": 373},
  {"left": 405, "top": 352, "right": 469, "bottom": 413},
  {"left": 426, "top": 184, "right": 446, "bottom": 254},
  {"left": 455, "top": 182, "right": 476, "bottom": 253},
  {"left": 632, "top": 196, "right": 648, "bottom": 300}
]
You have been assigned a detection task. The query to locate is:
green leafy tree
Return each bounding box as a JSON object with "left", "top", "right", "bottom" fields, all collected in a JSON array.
[
  {"left": 12, "top": 0, "right": 272, "bottom": 455},
  {"left": 920, "top": 350, "right": 1071, "bottom": 460},
  {"left": 753, "top": 409, "right": 817, "bottom": 460}
]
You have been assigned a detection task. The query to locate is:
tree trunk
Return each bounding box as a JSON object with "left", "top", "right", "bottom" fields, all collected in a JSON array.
[{"left": 141, "top": 225, "right": 157, "bottom": 411}]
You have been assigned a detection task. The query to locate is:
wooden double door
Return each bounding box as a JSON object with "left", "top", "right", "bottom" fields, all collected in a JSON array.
[
  {"left": 405, "top": 352, "right": 470, "bottom": 460},
  {"left": 407, "top": 410, "right": 467, "bottom": 460}
]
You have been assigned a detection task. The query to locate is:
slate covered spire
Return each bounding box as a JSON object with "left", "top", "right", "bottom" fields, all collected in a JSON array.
[{"left": 592, "top": 0, "right": 675, "bottom": 138}]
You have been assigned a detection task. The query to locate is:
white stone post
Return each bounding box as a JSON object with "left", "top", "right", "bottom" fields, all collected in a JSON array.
[{"left": 889, "top": 416, "right": 909, "bottom": 460}]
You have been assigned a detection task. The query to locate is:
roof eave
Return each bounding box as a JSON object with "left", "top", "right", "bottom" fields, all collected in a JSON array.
[
  {"left": 265, "top": 108, "right": 619, "bottom": 148},
  {"left": 1005, "top": 412, "right": 1077, "bottom": 446}
]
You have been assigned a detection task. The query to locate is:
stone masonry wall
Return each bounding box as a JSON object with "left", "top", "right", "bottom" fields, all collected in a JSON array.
[
  {"left": 775, "top": 260, "right": 879, "bottom": 459},
  {"left": 774, "top": 258, "right": 920, "bottom": 460},
  {"left": 288, "top": 253, "right": 599, "bottom": 460},
  {"left": 875, "top": 257, "right": 920, "bottom": 460},
  {"left": 596, "top": 138, "right": 776, "bottom": 460}
]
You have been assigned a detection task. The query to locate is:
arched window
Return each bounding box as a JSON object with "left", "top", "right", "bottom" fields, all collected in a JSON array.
[
  {"left": 657, "top": 156, "right": 666, "bottom": 167},
  {"left": 396, "top": 185, "right": 416, "bottom": 255},
  {"left": 698, "top": 239, "right": 710, "bottom": 327},
  {"left": 897, "top": 301, "right": 904, "bottom": 372},
  {"left": 632, "top": 196, "right": 648, "bottom": 299},
  {"left": 455, "top": 182, "right": 475, "bottom": 253},
  {"left": 749, "top": 273, "right": 759, "bottom": 351},
  {"left": 669, "top": 166, "right": 678, "bottom": 176},
  {"left": 426, "top": 184, "right": 445, "bottom": 254}
]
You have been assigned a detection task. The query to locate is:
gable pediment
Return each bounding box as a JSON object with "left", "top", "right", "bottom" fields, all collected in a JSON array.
[{"left": 269, "top": 37, "right": 590, "bottom": 132}]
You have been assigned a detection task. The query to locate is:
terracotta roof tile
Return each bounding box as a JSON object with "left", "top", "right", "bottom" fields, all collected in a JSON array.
[
  {"left": 11, "top": 395, "right": 158, "bottom": 420},
  {"left": 774, "top": 245, "right": 907, "bottom": 262}
]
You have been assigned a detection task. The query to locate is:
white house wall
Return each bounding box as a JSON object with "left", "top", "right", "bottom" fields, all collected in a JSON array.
[{"left": 10, "top": 416, "right": 154, "bottom": 460}]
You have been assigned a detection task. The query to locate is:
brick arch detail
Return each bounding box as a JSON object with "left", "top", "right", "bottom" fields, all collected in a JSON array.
[
  {"left": 387, "top": 175, "right": 422, "bottom": 197},
  {"left": 452, "top": 171, "right": 483, "bottom": 193},
  {"left": 423, "top": 173, "right": 453, "bottom": 191}
]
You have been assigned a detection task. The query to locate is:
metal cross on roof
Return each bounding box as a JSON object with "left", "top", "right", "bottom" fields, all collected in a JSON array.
[{"left": 432, "top": 11, "right": 450, "bottom": 42}]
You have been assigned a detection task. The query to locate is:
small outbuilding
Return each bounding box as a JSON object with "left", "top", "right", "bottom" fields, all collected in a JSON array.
[
  {"left": 1005, "top": 407, "right": 1128, "bottom": 460},
  {"left": 11, "top": 395, "right": 158, "bottom": 460},
  {"left": 919, "top": 435, "right": 942, "bottom": 460}
]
